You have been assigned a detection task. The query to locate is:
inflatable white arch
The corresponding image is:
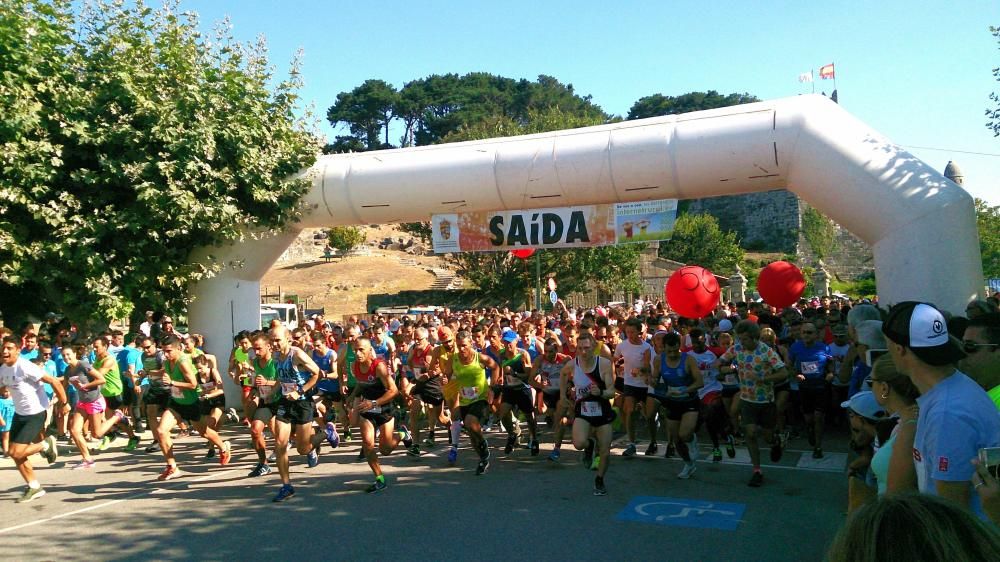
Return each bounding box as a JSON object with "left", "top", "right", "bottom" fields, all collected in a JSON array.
[{"left": 189, "top": 94, "right": 982, "bottom": 404}]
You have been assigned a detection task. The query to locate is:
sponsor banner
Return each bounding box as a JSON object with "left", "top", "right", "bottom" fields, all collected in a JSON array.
[{"left": 431, "top": 199, "right": 677, "bottom": 253}]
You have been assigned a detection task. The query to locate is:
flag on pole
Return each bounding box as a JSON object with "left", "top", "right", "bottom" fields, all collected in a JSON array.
[
  {"left": 819, "top": 63, "right": 835, "bottom": 79},
  {"left": 798, "top": 71, "right": 813, "bottom": 83}
]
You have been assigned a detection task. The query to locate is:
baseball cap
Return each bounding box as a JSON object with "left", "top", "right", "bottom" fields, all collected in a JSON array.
[
  {"left": 882, "top": 301, "right": 966, "bottom": 366},
  {"left": 388, "top": 319, "right": 401, "bottom": 333},
  {"left": 840, "top": 391, "right": 887, "bottom": 421},
  {"left": 717, "top": 319, "right": 733, "bottom": 332},
  {"left": 501, "top": 329, "right": 519, "bottom": 343},
  {"left": 832, "top": 323, "right": 849, "bottom": 336}
]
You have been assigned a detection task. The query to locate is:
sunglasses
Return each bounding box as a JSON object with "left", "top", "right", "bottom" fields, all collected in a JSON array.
[{"left": 963, "top": 341, "right": 999, "bottom": 354}]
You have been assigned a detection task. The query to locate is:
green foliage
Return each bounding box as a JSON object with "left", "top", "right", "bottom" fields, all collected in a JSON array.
[
  {"left": 988, "top": 27, "right": 1000, "bottom": 137},
  {"left": 831, "top": 272, "right": 877, "bottom": 298},
  {"left": 398, "top": 222, "right": 432, "bottom": 245},
  {"left": 801, "top": 205, "right": 837, "bottom": 260},
  {"left": 325, "top": 226, "right": 366, "bottom": 253},
  {"left": 0, "top": 0, "right": 317, "bottom": 326},
  {"left": 327, "top": 73, "right": 608, "bottom": 150},
  {"left": 627, "top": 91, "right": 759, "bottom": 120},
  {"left": 977, "top": 198, "right": 1000, "bottom": 277},
  {"left": 660, "top": 214, "right": 744, "bottom": 274}
]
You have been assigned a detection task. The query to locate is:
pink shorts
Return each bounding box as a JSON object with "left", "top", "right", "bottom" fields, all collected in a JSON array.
[{"left": 77, "top": 396, "right": 107, "bottom": 416}]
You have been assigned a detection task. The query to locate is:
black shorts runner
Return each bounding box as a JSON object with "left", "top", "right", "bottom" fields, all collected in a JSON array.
[
  {"left": 662, "top": 397, "right": 700, "bottom": 421},
  {"left": 721, "top": 386, "right": 740, "bottom": 398},
  {"left": 167, "top": 399, "right": 201, "bottom": 423},
  {"left": 458, "top": 400, "right": 490, "bottom": 423},
  {"left": 614, "top": 378, "right": 624, "bottom": 393},
  {"left": 199, "top": 395, "right": 226, "bottom": 416},
  {"left": 105, "top": 393, "right": 124, "bottom": 410},
  {"left": 799, "top": 384, "right": 830, "bottom": 414},
  {"left": 622, "top": 384, "right": 648, "bottom": 401},
  {"left": 253, "top": 404, "right": 276, "bottom": 422},
  {"left": 541, "top": 390, "right": 561, "bottom": 410},
  {"left": 501, "top": 385, "right": 533, "bottom": 413},
  {"left": 9, "top": 411, "right": 46, "bottom": 444},
  {"left": 740, "top": 400, "right": 776, "bottom": 428},
  {"left": 276, "top": 398, "right": 314, "bottom": 426},
  {"left": 360, "top": 406, "right": 394, "bottom": 427},
  {"left": 574, "top": 396, "right": 616, "bottom": 427},
  {"left": 412, "top": 376, "right": 444, "bottom": 406},
  {"left": 142, "top": 388, "right": 170, "bottom": 409}
]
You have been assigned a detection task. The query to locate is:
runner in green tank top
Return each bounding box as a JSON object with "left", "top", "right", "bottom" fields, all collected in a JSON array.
[
  {"left": 228, "top": 331, "right": 255, "bottom": 427},
  {"left": 91, "top": 336, "right": 138, "bottom": 452},
  {"left": 443, "top": 330, "right": 500, "bottom": 475},
  {"left": 337, "top": 325, "right": 362, "bottom": 443},
  {"left": 154, "top": 334, "right": 230, "bottom": 481},
  {"left": 246, "top": 332, "right": 280, "bottom": 477}
]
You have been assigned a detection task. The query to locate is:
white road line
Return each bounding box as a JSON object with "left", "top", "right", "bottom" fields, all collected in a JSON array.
[{"left": 0, "top": 467, "right": 240, "bottom": 535}]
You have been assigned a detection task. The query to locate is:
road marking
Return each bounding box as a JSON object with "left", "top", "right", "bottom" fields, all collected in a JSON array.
[
  {"left": 0, "top": 467, "right": 240, "bottom": 535},
  {"left": 618, "top": 496, "right": 746, "bottom": 530}
]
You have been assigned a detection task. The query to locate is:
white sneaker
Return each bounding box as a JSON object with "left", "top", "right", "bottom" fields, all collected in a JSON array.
[{"left": 678, "top": 462, "right": 697, "bottom": 479}]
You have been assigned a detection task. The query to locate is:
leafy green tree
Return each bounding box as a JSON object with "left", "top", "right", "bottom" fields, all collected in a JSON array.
[
  {"left": 987, "top": 26, "right": 1000, "bottom": 137},
  {"left": 0, "top": 0, "right": 316, "bottom": 328},
  {"left": 325, "top": 226, "right": 366, "bottom": 253},
  {"left": 977, "top": 198, "right": 1000, "bottom": 277},
  {"left": 326, "top": 79, "right": 398, "bottom": 150},
  {"left": 627, "top": 91, "right": 759, "bottom": 120},
  {"left": 801, "top": 205, "right": 837, "bottom": 260},
  {"left": 660, "top": 213, "right": 744, "bottom": 274}
]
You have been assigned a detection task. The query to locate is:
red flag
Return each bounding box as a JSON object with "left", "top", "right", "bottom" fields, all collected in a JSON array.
[{"left": 819, "top": 63, "right": 835, "bottom": 79}]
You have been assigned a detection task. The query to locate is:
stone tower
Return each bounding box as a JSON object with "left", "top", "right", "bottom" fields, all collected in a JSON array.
[{"left": 944, "top": 160, "right": 964, "bottom": 186}]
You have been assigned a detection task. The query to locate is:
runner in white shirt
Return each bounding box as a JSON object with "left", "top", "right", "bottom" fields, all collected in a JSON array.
[
  {"left": 613, "top": 318, "right": 653, "bottom": 457},
  {"left": 1, "top": 336, "right": 70, "bottom": 503}
]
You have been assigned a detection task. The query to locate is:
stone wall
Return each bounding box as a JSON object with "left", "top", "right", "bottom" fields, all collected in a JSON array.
[{"left": 685, "top": 189, "right": 874, "bottom": 281}]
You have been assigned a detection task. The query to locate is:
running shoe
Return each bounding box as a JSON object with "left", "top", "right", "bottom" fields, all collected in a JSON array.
[
  {"left": 71, "top": 459, "right": 96, "bottom": 470},
  {"left": 248, "top": 463, "right": 272, "bottom": 477},
  {"left": 16, "top": 486, "right": 46, "bottom": 503},
  {"left": 145, "top": 443, "right": 160, "bottom": 454},
  {"left": 583, "top": 438, "right": 596, "bottom": 467},
  {"left": 664, "top": 442, "right": 675, "bottom": 459},
  {"left": 273, "top": 483, "right": 295, "bottom": 502},
  {"left": 98, "top": 435, "right": 112, "bottom": 451},
  {"left": 622, "top": 443, "right": 637, "bottom": 458},
  {"left": 678, "top": 462, "right": 698, "bottom": 479},
  {"left": 226, "top": 408, "right": 239, "bottom": 423},
  {"left": 325, "top": 422, "right": 340, "bottom": 448},
  {"left": 406, "top": 445, "right": 421, "bottom": 457},
  {"left": 529, "top": 439, "right": 540, "bottom": 457},
  {"left": 124, "top": 436, "right": 140, "bottom": 452},
  {"left": 447, "top": 447, "right": 458, "bottom": 465},
  {"left": 422, "top": 436, "right": 436, "bottom": 448},
  {"left": 644, "top": 442, "right": 659, "bottom": 456},
  {"left": 43, "top": 435, "right": 58, "bottom": 464},
  {"left": 748, "top": 471, "right": 764, "bottom": 487},
  {"left": 593, "top": 476, "right": 607, "bottom": 496},
  {"left": 725, "top": 435, "right": 736, "bottom": 459},
  {"left": 343, "top": 428, "right": 353, "bottom": 442},
  {"left": 770, "top": 439, "right": 784, "bottom": 463},
  {"left": 548, "top": 448, "right": 561, "bottom": 462},
  {"left": 307, "top": 449, "right": 319, "bottom": 468},
  {"left": 476, "top": 449, "right": 491, "bottom": 475},
  {"left": 399, "top": 425, "right": 413, "bottom": 449},
  {"left": 812, "top": 447, "right": 823, "bottom": 459},
  {"left": 157, "top": 464, "right": 182, "bottom": 481},
  {"left": 365, "top": 478, "right": 387, "bottom": 494},
  {"left": 712, "top": 448, "right": 723, "bottom": 463},
  {"left": 220, "top": 442, "right": 232, "bottom": 466},
  {"left": 205, "top": 447, "right": 216, "bottom": 459},
  {"left": 504, "top": 433, "right": 517, "bottom": 454},
  {"left": 268, "top": 452, "right": 277, "bottom": 463}
]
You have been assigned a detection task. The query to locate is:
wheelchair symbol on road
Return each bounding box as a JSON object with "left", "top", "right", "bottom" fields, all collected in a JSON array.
[{"left": 617, "top": 496, "right": 746, "bottom": 530}]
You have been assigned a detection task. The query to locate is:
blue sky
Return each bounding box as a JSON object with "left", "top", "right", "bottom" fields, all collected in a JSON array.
[{"left": 182, "top": 0, "right": 1000, "bottom": 205}]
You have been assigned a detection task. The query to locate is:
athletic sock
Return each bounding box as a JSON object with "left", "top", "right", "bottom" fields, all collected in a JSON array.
[
  {"left": 450, "top": 420, "right": 463, "bottom": 445},
  {"left": 28, "top": 480, "right": 40, "bottom": 490},
  {"left": 375, "top": 474, "right": 385, "bottom": 483}
]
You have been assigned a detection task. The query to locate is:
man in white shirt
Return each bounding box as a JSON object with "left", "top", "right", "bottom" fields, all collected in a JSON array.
[{"left": 1, "top": 335, "right": 70, "bottom": 503}]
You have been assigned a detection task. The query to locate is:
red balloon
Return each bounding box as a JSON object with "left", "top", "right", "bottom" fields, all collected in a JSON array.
[
  {"left": 757, "top": 261, "right": 806, "bottom": 308},
  {"left": 510, "top": 248, "right": 536, "bottom": 259},
  {"left": 665, "top": 265, "right": 720, "bottom": 319}
]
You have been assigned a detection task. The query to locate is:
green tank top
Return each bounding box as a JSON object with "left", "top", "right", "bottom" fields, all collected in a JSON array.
[
  {"left": 344, "top": 345, "right": 357, "bottom": 386},
  {"left": 234, "top": 348, "right": 249, "bottom": 363},
  {"left": 253, "top": 355, "right": 280, "bottom": 404},
  {"left": 97, "top": 354, "right": 123, "bottom": 397},
  {"left": 452, "top": 352, "right": 488, "bottom": 406},
  {"left": 166, "top": 355, "right": 199, "bottom": 405}
]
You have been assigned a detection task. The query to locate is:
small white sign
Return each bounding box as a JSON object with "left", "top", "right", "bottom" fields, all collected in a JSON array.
[{"left": 549, "top": 291, "right": 558, "bottom": 305}]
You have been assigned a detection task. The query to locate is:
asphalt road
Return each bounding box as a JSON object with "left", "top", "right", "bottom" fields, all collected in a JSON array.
[{"left": 0, "top": 420, "right": 850, "bottom": 561}]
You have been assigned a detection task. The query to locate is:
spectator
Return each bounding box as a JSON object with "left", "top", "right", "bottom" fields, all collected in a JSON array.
[
  {"left": 868, "top": 355, "right": 920, "bottom": 495},
  {"left": 826, "top": 493, "right": 1000, "bottom": 562},
  {"left": 882, "top": 301, "right": 1000, "bottom": 518},
  {"left": 959, "top": 313, "right": 1000, "bottom": 411}
]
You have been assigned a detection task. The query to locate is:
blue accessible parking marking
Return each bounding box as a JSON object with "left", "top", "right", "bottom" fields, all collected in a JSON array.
[{"left": 616, "top": 496, "right": 746, "bottom": 531}]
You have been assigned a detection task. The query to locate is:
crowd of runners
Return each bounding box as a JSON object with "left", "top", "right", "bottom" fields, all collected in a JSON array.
[{"left": 2, "top": 294, "right": 1000, "bottom": 528}]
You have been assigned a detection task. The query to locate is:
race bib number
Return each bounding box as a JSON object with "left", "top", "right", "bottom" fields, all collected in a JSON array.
[
  {"left": 461, "top": 386, "right": 479, "bottom": 400},
  {"left": 201, "top": 381, "right": 215, "bottom": 391},
  {"left": 668, "top": 386, "right": 687, "bottom": 396},
  {"left": 258, "top": 385, "right": 274, "bottom": 400},
  {"left": 580, "top": 401, "right": 603, "bottom": 417},
  {"left": 170, "top": 385, "right": 184, "bottom": 399},
  {"left": 281, "top": 382, "right": 299, "bottom": 396},
  {"left": 801, "top": 361, "right": 820, "bottom": 376}
]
